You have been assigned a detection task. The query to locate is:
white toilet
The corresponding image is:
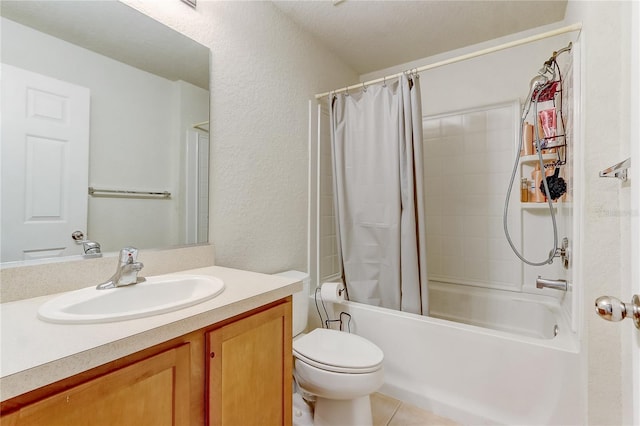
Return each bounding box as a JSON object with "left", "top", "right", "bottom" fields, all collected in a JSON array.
[{"left": 276, "top": 271, "right": 384, "bottom": 426}]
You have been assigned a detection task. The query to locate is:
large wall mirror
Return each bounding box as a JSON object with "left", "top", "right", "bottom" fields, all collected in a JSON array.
[{"left": 1, "top": 1, "right": 210, "bottom": 264}]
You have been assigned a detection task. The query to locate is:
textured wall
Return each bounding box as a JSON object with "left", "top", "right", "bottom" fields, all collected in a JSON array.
[
  {"left": 124, "top": 1, "right": 358, "bottom": 274},
  {"left": 564, "top": 1, "right": 633, "bottom": 425}
]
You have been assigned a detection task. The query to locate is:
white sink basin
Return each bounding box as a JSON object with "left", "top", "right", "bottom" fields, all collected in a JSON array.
[{"left": 38, "top": 275, "right": 224, "bottom": 324}]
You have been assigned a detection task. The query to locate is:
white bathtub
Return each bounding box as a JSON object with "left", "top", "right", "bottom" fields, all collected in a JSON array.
[
  {"left": 310, "top": 282, "right": 585, "bottom": 425},
  {"left": 428, "top": 281, "right": 563, "bottom": 340}
]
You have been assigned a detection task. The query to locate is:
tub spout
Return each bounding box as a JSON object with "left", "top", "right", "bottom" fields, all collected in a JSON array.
[{"left": 536, "top": 276, "right": 568, "bottom": 291}]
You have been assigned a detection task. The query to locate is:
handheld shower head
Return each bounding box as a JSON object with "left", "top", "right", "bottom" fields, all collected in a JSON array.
[
  {"left": 521, "top": 73, "right": 551, "bottom": 119},
  {"left": 530, "top": 73, "right": 549, "bottom": 89}
]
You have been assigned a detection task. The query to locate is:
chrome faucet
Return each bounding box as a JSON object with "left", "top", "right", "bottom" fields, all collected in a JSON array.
[
  {"left": 96, "top": 247, "right": 145, "bottom": 290},
  {"left": 71, "top": 230, "right": 102, "bottom": 257},
  {"left": 536, "top": 276, "right": 568, "bottom": 291},
  {"left": 82, "top": 240, "right": 102, "bottom": 256}
]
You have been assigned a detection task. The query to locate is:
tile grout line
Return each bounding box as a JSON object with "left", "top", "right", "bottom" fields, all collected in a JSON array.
[{"left": 385, "top": 401, "right": 403, "bottom": 426}]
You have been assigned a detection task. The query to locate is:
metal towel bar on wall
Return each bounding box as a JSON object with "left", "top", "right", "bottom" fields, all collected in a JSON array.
[
  {"left": 599, "top": 157, "right": 631, "bottom": 181},
  {"left": 88, "top": 187, "right": 171, "bottom": 199}
]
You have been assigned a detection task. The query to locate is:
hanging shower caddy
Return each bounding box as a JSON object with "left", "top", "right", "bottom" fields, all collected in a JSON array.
[{"left": 519, "top": 57, "right": 571, "bottom": 208}]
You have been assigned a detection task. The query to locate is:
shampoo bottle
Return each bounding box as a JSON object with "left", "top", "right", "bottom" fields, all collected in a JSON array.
[
  {"left": 520, "top": 178, "right": 529, "bottom": 202},
  {"left": 523, "top": 123, "right": 534, "bottom": 156},
  {"left": 531, "top": 163, "right": 545, "bottom": 202}
]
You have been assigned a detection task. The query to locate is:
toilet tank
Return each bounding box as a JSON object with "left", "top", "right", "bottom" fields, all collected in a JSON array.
[{"left": 274, "top": 270, "right": 309, "bottom": 336}]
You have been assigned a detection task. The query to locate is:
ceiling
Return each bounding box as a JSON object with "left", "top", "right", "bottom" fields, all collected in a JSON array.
[
  {"left": 1, "top": 1, "right": 568, "bottom": 85},
  {"left": 272, "top": 0, "right": 568, "bottom": 75}
]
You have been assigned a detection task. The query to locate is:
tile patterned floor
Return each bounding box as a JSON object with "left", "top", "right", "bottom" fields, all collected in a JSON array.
[{"left": 371, "top": 393, "right": 459, "bottom": 426}]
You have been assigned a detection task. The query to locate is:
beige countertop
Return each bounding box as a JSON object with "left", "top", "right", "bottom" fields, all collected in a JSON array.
[{"left": 0, "top": 265, "right": 302, "bottom": 401}]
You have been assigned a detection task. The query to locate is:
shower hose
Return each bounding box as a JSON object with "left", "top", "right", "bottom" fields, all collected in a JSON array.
[{"left": 503, "top": 85, "right": 559, "bottom": 266}]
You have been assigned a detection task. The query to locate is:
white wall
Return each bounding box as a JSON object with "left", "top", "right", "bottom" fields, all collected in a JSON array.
[
  {"left": 563, "top": 2, "right": 633, "bottom": 425},
  {"left": 123, "top": 0, "right": 359, "bottom": 274},
  {"left": 1, "top": 17, "right": 207, "bottom": 253},
  {"left": 630, "top": 4, "right": 640, "bottom": 426}
]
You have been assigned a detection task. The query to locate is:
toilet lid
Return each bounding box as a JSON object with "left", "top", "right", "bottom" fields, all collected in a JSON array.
[{"left": 293, "top": 328, "right": 383, "bottom": 373}]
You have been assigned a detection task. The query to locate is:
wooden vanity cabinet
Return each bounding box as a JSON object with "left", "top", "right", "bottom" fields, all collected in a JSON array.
[
  {"left": 207, "top": 300, "right": 292, "bottom": 426},
  {"left": 1, "top": 297, "right": 293, "bottom": 426},
  {"left": 2, "top": 344, "right": 192, "bottom": 426}
]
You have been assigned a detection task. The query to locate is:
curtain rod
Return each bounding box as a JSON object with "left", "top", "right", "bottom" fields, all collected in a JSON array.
[{"left": 315, "top": 22, "right": 582, "bottom": 99}]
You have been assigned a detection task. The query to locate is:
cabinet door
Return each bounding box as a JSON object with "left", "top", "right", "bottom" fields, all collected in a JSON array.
[
  {"left": 207, "top": 300, "right": 292, "bottom": 426},
  {"left": 4, "top": 344, "right": 191, "bottom": 426}
]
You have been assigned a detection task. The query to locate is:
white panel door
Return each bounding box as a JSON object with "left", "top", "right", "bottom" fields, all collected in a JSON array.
[{"left": 1, "top": 64, "right": 90, "bottom": 262}]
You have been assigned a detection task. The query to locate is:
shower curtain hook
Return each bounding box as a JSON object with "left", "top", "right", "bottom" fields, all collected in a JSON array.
[
  {"left": 382, "top": 76, "right": 387, "bottom": 87},
  {"left": 362, "top": 82, "right": 367, "bottom": 92}
]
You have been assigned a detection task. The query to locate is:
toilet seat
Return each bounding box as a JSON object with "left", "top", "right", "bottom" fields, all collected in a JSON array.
[{"left": 293, "top": 328, "right": 383, "bottom": 374}]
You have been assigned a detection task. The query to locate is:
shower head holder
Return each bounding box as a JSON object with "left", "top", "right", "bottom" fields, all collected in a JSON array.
[{"left": 548, "top": 237, "right": 570, "bottom": 269}]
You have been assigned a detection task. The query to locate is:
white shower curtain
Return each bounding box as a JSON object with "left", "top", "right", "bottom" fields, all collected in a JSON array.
[{"left": 330, "top": 74, "right": 428, "bottom": 315}]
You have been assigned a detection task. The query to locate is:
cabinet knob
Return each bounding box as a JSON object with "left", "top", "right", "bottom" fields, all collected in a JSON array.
[{"left": 210, "top": 352, "right": 215, "bottom": 358}]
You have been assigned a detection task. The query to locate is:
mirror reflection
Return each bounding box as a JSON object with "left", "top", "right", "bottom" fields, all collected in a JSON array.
[{"left": 1, "top": 1, "right": 210, "bottom": 263}]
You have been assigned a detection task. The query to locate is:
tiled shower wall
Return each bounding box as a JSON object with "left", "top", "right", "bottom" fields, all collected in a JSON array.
[
  {"left": 318, "top": 107, "right": 340, "bottom": 282},
  {"left": 423, "top": 103, "right": 523, "bottom": 291}
]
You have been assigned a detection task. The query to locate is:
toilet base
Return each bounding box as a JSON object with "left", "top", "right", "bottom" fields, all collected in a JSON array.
[
  {"left": 293, "top": 392, "right": 314, "bottom": 426},
  {"left": 313, "top": 395, "right": 373, "bottom": 426}
]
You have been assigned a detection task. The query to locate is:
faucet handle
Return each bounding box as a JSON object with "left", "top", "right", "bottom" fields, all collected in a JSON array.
[
  {"left": 119, "top": 247, "right": 139, "bottom": 263},
  {"left": 83, "top": 240, "right": 101, "bottom": 255}
]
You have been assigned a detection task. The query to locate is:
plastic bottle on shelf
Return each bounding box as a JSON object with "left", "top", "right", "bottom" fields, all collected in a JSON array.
[
  {"left": 523, "top": 123, "right": 534, "bottom": 156},
  {"left": 520, "top": 177, "right": 529, "bottom": 202},
  {"left": 530, "top": 163, "right": 545, "bottom": 202}
]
